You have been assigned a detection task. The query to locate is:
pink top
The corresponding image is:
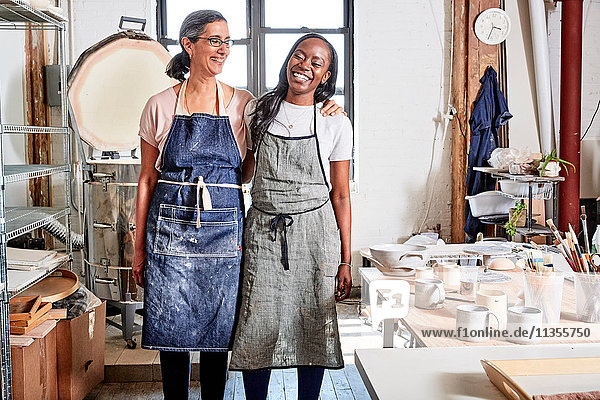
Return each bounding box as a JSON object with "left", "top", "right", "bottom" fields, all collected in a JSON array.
[{"left": 138, "top": 81, "right": 254, "bottom": 170}]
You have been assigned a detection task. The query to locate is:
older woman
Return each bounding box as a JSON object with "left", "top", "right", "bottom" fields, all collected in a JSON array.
[
  {"left": 230, "top": 34, "right": 353, "bottom": 400},
  {"left": 132, "top": 11, "right": 343, "bottom": 399},
  {"left": 132, "top": 10, "right": 250, "bottom": 400}
]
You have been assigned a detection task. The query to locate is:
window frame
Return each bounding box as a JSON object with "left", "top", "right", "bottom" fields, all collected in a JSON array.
[{"left": 156, "top": 0, "right": 354, "bottom": 176}]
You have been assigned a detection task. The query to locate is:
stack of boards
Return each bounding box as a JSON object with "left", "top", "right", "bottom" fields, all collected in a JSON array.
[
  {"left": 6, "top": 247, "right": 68, "bottom": 271},
  {"left": 8, "top": 296, "right": 66, "bottom": 335}
]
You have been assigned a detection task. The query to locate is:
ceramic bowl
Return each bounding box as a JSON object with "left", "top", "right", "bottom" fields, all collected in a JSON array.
[{"left": 369, "top": 244, "right": 428, "bottom": 268}]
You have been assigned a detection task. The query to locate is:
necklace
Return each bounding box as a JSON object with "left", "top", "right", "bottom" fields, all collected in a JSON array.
[{"left": 282, "top": 102, "right": 311, "bottom": 130}]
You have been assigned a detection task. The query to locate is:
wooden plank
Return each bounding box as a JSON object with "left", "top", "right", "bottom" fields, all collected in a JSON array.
[
  {"left": 282, "top": 368, "right": 297, "bottom": 400},
  {"left": 189, "top": 381, "right": 201, "bottom": 400},
  {"left": 268, "top": 369, "right": 285, "bottom": 400},
  {"left": 115, "top": 347, "right": 158, "bottom": 365},
  {"left": 10, "top": 302, "right": 51, "bottom": 326},
  {"left": 330, "top": 368, "right": 354, "bottom": 400},
  {"left": 94, "top": 382, "right": 120, "bottom": 400},
  {"left": 8, "top": 336, "right": 34, "bottom": 347},
  {"left": 83, "top": 382, "right": 102, "bottom": 400},
  {"left": 233, "top": 371, "right": 245, "bottom": 400},
  {"left": 451, "top": 0, "right": 501, "bottom": 243},
  {"left": 490, "top": 357, "right": 600, "bottom": 376},
  {"left": 24, "top": 29, "right": 52, "bottom": 210},
  {"left": 223, "top": 370, "right": 236, "bottom": 400},
  {"left": 11, "top": 318, "right": 55, "bottom": 338},
  {"left": 9, "top": 311, "right": 48, "bottom": 334},
  {"left": 343, "top": 364, "right": 371, "bottom": 400},
  {"left": 8, "top": 295, "right": 42, "bottom": 320},
  {"left": 319, "top": 369, "right": 336, "bottom": 400},
  {"left": 450, "top": 0, "right": 469, "bottom": 243}
]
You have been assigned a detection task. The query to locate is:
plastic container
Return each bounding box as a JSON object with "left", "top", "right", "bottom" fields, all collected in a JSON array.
[
  {"left": 573, "top": 273, "right": 600, "bottom": 323},
  {"left": 523, "top": 271, "right": 564, "bottom": 324},
  {"left": 498, "top": 180, "right": 552, "bottom": 199},
  {"left": 465, "top": 191, "right": 515, "bottom": 217},
  {"left": 459, "top": 266, "right": 479, "bottom": 298}
]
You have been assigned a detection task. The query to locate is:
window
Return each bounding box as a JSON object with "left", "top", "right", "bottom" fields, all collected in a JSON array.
[{"left": 157, "top": 0, "right": 354, "bottom": 175}]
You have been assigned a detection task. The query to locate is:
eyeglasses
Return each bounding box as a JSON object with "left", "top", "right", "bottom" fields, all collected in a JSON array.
[{"left": 198, "top": 37, "right": 233, "bottom": 48}]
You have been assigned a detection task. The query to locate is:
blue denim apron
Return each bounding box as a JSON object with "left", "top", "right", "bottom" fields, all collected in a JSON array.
[{"left": 142, "top": 80, "right": 244, "bottom": 351}]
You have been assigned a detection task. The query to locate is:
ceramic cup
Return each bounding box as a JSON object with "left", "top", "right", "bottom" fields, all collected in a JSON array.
[
  {"left": 439, "top": 264, "right": 461, "bottom": 290},
  {"left": 476, "top": 289, "right": 508, "bottom": 329},
  {"left": 415, "top": 266, "right": 434, "bottom": 280},
  {"left": 455, "top": 304, "right": 500, "bottom": 342},
  {"left": 414, "top": 278, "right": 445, "bottom": 310},
  {"left": 506, "top": 306, "right": 542, "bottom": 344}
]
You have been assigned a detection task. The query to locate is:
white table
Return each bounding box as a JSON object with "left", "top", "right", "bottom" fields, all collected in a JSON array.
[{"left": 355, "top": 344, "right": 600, "bottom": 400}]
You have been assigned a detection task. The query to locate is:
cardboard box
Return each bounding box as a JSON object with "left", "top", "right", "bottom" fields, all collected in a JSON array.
[
  {"left": 10, "top": 323, "right": 58, "bottom": 400},
  {"left": 56, "top": 302, "right": 106, "bottom": 400}
]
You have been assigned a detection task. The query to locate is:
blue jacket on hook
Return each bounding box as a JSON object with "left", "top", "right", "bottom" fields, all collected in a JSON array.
[{"left": 464, "top": 66, "right": 513, "bottom": 241}]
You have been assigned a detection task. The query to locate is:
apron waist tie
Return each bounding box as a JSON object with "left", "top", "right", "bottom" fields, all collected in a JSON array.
[
  {"left": 157, "top": 177, "right": 242, "bottom": 228},
  {"left": 270, "top": 214, "right": 294, "bottom": 270}
]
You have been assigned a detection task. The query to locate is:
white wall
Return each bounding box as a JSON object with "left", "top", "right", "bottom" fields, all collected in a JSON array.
[
  {"left": 0, "top": 31, "right": 29, "bottom": 206},
  {"left": 69, "top": 0, "right": 156, "bottom": 62},
  {"left": 351, "top": 0, "right": 453, "bottom": 264},
  {"left": 505, "top": 0, "right": 541, "bottom": 152},
  {"left": 547, "top": 0, "right": 600, "bottom": 199}
]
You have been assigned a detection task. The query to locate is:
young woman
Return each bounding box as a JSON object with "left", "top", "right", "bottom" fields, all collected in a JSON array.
[
  {"left": 132, "top": 12, "right": 344, "bottom": 399},
  {"left": 230, "top": 34, "right": 353, "bottom": 400}
]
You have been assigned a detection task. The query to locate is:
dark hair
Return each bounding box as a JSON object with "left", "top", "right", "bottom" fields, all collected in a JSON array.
[
  {"left": 250, "top": 33, "right": 338, "bottom": 148},
  {"left": 165, "top": 10, "right": 227, "bottom": 82}
]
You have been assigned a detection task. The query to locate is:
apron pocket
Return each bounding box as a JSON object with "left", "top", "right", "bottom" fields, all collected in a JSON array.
[{"left": 153, "top": 204, "right": 239, "bottom": 257}]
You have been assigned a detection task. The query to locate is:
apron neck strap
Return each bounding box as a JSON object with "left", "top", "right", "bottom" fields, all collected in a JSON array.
[{"left": 175, "top": 79, "right": 228, "bottom": 117}]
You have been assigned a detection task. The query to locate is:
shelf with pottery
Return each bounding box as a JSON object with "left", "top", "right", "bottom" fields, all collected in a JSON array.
[{"left": 472, "top": 167, "right": 564, "bottom": 236}]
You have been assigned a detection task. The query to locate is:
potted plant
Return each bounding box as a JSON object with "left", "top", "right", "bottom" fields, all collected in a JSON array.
[
  {"left": 538, "top": 149, "right": 575, "bottom": 177},
  {"left": 505, "top": 200, "right": 526, "bottom": 237}
]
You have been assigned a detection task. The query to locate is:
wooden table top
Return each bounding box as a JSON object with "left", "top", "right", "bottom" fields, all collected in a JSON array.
[{"left": 359, "top": 266, "right": 600, "bottom": 347}]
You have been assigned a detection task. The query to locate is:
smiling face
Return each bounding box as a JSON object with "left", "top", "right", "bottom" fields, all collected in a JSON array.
[
  {"left": 286, "top": 37, "right": 332, "bottom": 100},
  {"left": 182, "top": 20, "right": 230, "bottom": 77}
]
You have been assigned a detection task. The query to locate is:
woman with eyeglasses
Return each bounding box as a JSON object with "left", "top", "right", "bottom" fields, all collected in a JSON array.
[
  {"left": 132, "top": 10, "right": 343, "bottom": 400},
  {"left": 230, "top": 33, "right": 353, "bottom": 400}
]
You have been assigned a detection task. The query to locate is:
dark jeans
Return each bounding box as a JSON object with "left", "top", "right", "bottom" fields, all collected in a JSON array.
[
  {"left": 160, "top": 350, "right": 228, "bottom": 400},
  {"left": 242, "top": 367, "right": 325, "bottom": 400}
]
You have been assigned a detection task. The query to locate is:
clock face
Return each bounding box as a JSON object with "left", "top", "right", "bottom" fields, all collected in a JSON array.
[{"left": 474, "top": 8, "right": 511, "bottom": 45}]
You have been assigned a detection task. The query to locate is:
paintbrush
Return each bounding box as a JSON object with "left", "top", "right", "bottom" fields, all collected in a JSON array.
[
  {"left": 568, "top": 224, "right": 586, "bottom": 271},
  {"left": 552, "top": 238, "right": 576, "bottom": 271},
  {"left": 547, "top": 219, "right": 576, "bottom": 266},
  {"left": 564, "top": 230, "right": 581, "bottom": 272},
  {"left": 547, "top": 219, "right": 571, "bottom": 255},
  {"left": 581, "top": 206, "right": 591, "bottom": 254},
  {"left": 574, "top": 241, "right": 588, "bottom": 273}
]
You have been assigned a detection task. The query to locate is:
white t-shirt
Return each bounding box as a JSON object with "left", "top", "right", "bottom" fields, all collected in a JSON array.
[{"left": 244, "top": 99, "right": 353, "bottom": 186}]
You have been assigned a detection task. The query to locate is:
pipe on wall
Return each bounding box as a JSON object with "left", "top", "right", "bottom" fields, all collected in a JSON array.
[
  {"left": 528, "top": 0, "right": 554, "bottom": 153},
  {"left": 558, "top": 0, "right": 582, "bottom": 233}
]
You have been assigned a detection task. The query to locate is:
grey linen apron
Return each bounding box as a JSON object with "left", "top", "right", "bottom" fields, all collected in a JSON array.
[{"left": 230, "top": 105, "right": 343, "bottom": 370}]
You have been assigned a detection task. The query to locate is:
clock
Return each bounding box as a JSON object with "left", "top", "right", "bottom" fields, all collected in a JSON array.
[{"left": 474, "top": 8, "right": 511, "bottom": 45}]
